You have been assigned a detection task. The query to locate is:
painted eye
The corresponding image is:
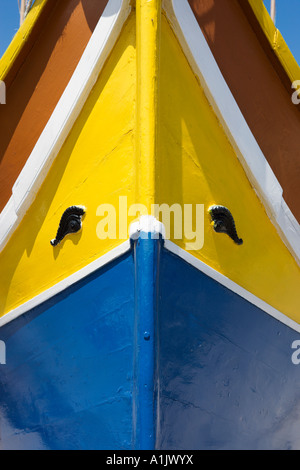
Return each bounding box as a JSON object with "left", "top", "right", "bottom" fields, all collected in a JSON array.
[
  {"left": 68, "top": 218, "right": 81, "bottom": 232},
  {"left": 214, "top": 220, "right": 226, "bottom": 233},
  {"left": 51, "top": 206, "right": 86, "bottom": 247},
  {"left": 209, "top": 205, "right": 243, "bottom": 245}
]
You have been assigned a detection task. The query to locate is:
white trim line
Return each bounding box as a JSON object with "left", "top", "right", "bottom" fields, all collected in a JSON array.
[
  {"left": 0, "top": 218, "right": 161, "bottom": 328},
  {"left": 163, "top": 0, "right": 300, "bottom": 265},
  {"left": 0, "top": 218, "right": 299, "bottom": 333},
  {"left": 0, "top": 240, "right": 131, "bottom": 328},
  {"left": 164, "top": 240, "right": 300, "bottom": 334},
  {"left": 0, "top": 0, "right": 132, "bottom": 252}
]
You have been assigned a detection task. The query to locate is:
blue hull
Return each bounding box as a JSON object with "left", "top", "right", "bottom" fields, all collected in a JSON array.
[
  {"left": 157, "top": 247, "right": 300, "bottom": 450},
  {"left": 0, "top": 251, "right": 136, "bottom": 450},
  {"left": 0, "top": 237, "right": 300, "bottom": 450}
]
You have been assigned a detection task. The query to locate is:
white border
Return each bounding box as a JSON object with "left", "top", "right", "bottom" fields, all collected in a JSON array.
[
  {"left": 163, "top": 0, "right": 300, "bottom": 265},
  {"left": 0, "top": 0, "right": 131, "bottom": 251},
  {"left": 165, "top": 239, "right": 300, "bottom": 334},
  {"left": 0, "top": 240, "right": 131, "bottom": 328},
  {"left": 1, "top": 217, "right": 299, "bottom": 332},
  {"left": 0, "top": 218, "right": 162, "bottom": 328}
]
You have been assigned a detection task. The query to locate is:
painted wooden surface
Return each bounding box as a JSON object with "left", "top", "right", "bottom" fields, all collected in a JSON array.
[
  {"left": 0, "top": 0, "right": 109, "bottom": 213},
  {"left": 188, "top": 0, "right": 300, "bottom": 224},
  {"left": 0, "top": 2, "right": 299, "bottom": 327},
  {"left": 1, "top": 0, "right": 300, "bottom": 452},
  {"left": 0, "top": 0, "right": 50, "bottom": 82},
  {"left": 157, "top": 13, "right": 300, "bottom": 322},
  {"left": 246, "top": 0, "right": 300, "bottom": 85},
  {"left": 0, "top": 12, "right": 137, "bottom": 317},
  {"left": 157, "top": 244, "right": 300, "bottom": 450},
  {"left": 1, "top": 236, "right": 300, "bottom": 450},
  {"left": 0, "top": 250, "right": 135, "bottom": 450}
]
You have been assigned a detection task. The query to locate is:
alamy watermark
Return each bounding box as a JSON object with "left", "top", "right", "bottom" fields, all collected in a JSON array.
[
  {"left": 292, "top": 81, "right": 300, "bottom": 105},
  {"left": 0, "top": 81, "right": 6, "bottom": 105},
  {"left": 291, "top": 340, "right": 300, "bottom": 365},
  {"left": 96, "top": 197, "right": 204, "bottom": 251},
  {"left": 0, "top": 341, "right": 6, "bottom": 365}
]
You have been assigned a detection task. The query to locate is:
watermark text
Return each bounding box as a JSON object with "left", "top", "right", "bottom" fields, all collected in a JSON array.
[
  {"left": 96, "top": 197, "right": 204, "bottom": 251},
  {"left": 0, "top": 81, "right": 6, "bottom": 105},
  {"left": 0, "top": 340, "right": 6, "bottom": 365},
  {"left": 291, "top": 340, "right": 300, "bottom": 365}
]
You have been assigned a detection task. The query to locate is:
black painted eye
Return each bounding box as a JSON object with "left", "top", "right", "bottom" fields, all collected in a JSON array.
[
  {"left": 209, "top": 206, "right": 243, "bottom": 245},
  {"left": 214, "top": 220, "right": 226, "bottom": 233},
  {"left": 51, "top": 206, "right": 86, "bottom": 247},
  {"left": 68, "top": 218, "right": 81, "bottom": 232}
]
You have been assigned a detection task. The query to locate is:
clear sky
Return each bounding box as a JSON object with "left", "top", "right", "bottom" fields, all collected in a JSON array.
[
  {"left": 263, "top": 0, "right": 300, "bottom": 66},
  {"left": 0, "top": 1, "right": 20, "bottom": 58},
  {"left": 0, "top": 1, "right": 300, "bottom": 65}
]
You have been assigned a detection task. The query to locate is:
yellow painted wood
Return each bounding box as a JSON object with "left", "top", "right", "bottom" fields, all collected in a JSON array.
[
  {"left": 0, "top": 14, "right": 137, "bottom": 316},
  {"left": 157, "top": 14, "right": 300, "bottom": 322},
  {"left": 0, "top": 0, "right": 49, "bottom": 80},
  {"left": 248, "top": 0, "right": 300, "bottom": 84},
  {"left": 136, "top": 0, "right": 161, "bottom": 207},
  {"left": 1, "top": 5, "right": 299, "bottom": 326}
]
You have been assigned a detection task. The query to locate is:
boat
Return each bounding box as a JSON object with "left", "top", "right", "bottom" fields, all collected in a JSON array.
[{"left": 0, "top": 0, "right": 300, "bottom": 450}]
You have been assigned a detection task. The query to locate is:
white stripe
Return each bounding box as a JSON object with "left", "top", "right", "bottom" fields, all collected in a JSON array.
[
  {"left": 0, "top": 240, "right": 131, "bottom": 328},
  {"left": 0, "top": 0, "right": 131, "bottom": 252},
  {"left": 165, "top": 239, "right": 300, "bottom": 334},
  {"left": 0, "top": 217, "right": 161, "bottom": 328},
  {"left": 1, "top": 218, "right": 299, "bottom": 333},
  {"left": 163, "top": 0, "right": 300, "bottom": 265}
]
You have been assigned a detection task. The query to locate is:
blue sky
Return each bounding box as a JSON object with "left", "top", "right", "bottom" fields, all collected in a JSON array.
[
  {"left": 0, "top": 1, "right": 20, "bottom": 57},
  {"left": 0, "top": 1, "right": 300, "bottom": 65},
  {"left": 263, "top": 0, "right": 300, "bottom": 65}
]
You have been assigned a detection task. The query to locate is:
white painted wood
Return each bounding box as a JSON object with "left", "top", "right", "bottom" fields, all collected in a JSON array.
[
  {"left": 0, "top": 217, "right": 163, "bottom": 327},
  {"left": 1, "top": 217, "right": 299, "bottom": 333},
  {"left": 165, "top": 239, "right": 300, "bottom": 333},
  {"left": 0, "top": 240, "right": 131, "bottom": 328}
]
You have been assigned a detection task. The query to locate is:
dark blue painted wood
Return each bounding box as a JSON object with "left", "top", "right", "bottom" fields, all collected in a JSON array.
[
  {"left": 0, "top": 252, "right": 135, "bottom": 450},
  {"left": 157, "top": 248, "right": 300, "bottom": 450},
  {"left": 1, "top": 238, "right": 300, "bottom": 450}
]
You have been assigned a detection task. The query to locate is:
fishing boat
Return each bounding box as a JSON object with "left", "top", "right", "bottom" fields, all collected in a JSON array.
[{"left": 0, "top": 0, "right": 300, "bottom": 450}]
